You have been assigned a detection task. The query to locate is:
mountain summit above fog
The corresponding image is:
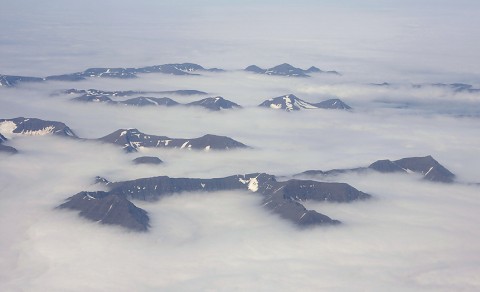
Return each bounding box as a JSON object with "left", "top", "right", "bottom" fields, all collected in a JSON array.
[
  {"left": 0, "top": 63, "right": 222, "bottom": 87},
  {"left": 97, "top": 128, "right": 248, "bottom": 152},
  {"left": 300, "top": 155, "right": 456, "bottom": 183},
  {"left": 59, "top": 173, "right": 371, "bottom": 231},
  {"left": 245, "top": 63, "right": 340, "bottom": 77},
  {"left": 0, "top": 117, "right": 77, "bottom": 138},
  {"left": 258, "top": 94, "right": 351, "bottom": 112}
]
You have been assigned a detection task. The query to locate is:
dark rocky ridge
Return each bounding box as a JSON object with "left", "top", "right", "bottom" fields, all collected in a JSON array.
[
  {"left": 63, "top": 88, "right": 207, "bottom": 97},
  {"left": 245, "top": 63, "right": 340, "bottom": 77},
  {"left": 186, "top": 96, "right": 242, "bottom": 111},
  {"left": 0, "top": 134, "right": 18, "bottom": 154},
  {"left": 133, "top": 156, "right": 164, "bottom": 165},
  {"left": 1, "top": 63, "right": 222, "bottom": 87},
  {"left": 258, "top": 94, "right": 351, "bottom": 112},
  {"left": 314, "top": 99, "right": 352, "bottom": 110},
  {"left": 0, "top": 75, "right": 43, "bottom": 87},
  {"left": 0, "top": 117, "right": 78, "bottom": 138},
  {"left": 97, "top": 128, "right": 248, "bottom": 152},
  {"left": 57, "top": 191, "right": 150, "bottom": 232},
  {"left": 299, "top": 156, "right": 455, "bottom": 183},
  {"left": 72, "top": 93, "right": 240, "bottom": 111},
  {"left": 0, "top": 117, "right": 247, "bottom": 154},
  {"left": 60, "top": 173, "right": 371, "bottom": 231}
]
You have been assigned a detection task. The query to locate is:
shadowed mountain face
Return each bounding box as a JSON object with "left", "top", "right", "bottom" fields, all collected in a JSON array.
[
  {"left": 97, "top": 128, "right": 248, "bottom": 152},
  {"left": 0, "top": 117, "right": 78, "bottom": 138},
  {"left": 0, "top": 134, "right": 18, "bottom": 154},
  {"left": 258, "top": 94, "right": 351, "bottom": 112},
  {"left": 57, "top": 191, "right": 150, "bottom": 232},
  {"left": 0, "top": 75, "right": 43, "bottom": 87},
  {"left": 132, "top": 156, "right": 164, "bottom": 165},
  {"left": 59, "top": 173, "right": 370, "bottom": 231},
  {"left": 314, "top": 99, "right": 352, "bottom": 110},
  {"left": 299, "top": 156, "right": 455, "bottom": 183},
  {"left": 186, "top": 96, "right": 242, "bottom": 111},
  {"left": 245, "top": 63, "right": 340, "bottom": 77}
]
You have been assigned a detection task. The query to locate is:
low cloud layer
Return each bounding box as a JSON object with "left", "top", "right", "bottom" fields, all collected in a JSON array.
[{"left": 1, "top": 68, "right": 480, "bottom": 290}]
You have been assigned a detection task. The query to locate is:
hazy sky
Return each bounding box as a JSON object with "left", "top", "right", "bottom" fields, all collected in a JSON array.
[
  {"left": 1, "top": 1, "right": 480, "bottom": 291},
  {"left": 1, "top": 0, "right": 480, "bottom": 80}
]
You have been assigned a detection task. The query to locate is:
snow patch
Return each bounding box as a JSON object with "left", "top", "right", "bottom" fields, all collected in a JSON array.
[
  {"left": 0, "top": 121, "right": 17, "bottom": 138},
  {"left": 283, "top": 95, "right": 293, "bottom": 111},
  {"left": 21, "top": 126, "right": 55, "bottom": 136},
  {"left": 425, "top": 167, "right": 434, "bottom": 176},
  {"left": 248, "top": 178, "right": 259, "bottom": 192},
  {"left": 180, "top": 141, "right": 189, "bottom": 149},
  {"left": 270, "top": 104, "right": 282, "bottom": 109}
]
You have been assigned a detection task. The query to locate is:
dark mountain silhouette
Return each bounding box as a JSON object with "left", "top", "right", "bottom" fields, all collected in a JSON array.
[
  {"left": 299, "top": 156, "right": 455, "bottom": 183},
  {"left": 0, "top": 117, "right": 78, "bottom": 138},
  {"left": 97, "top": 128, "right": 248, "bottom": 152},
  {"left": 59, "top": 173, "right": 371, "bottom": 231},
  {"left": 133, "top": 156, "right": 164, "bottom": 165},
  {"left": 57, "top": 191, "right": 150, "bottom": 232},
  {"left": 245, "top": 63, "right": 340, "bottom": 77},
  {"left": 186, "top": 96, "right": 242, "bottom": 111},
  {"left": 0, "top": 134, "right": 17, "bottom": 154}
]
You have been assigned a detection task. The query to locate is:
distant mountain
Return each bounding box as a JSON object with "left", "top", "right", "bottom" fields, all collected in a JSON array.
[
  {"left": 136, "top": 63, "right": 223, "bottom": 75},
  {"left": 97, "top": 128, "right": 248, "bottom": 152},
  {"left": 0, "top": 134, "right": 17, "bottom": 154},
  {"left": 370, "top": 82, "right": 480, "bottom": 93},
  {"left": 57, "top": 191, "right": 150, "bottom": 232},
  {"left": 120, "top": 97, "right": 179, "bottom": 107},
  {"left": 71, "top": 91, "right": 240, "bottom": 110},
  {"left": 245, "top": 63, "right": 340, "bottom": 77},
  {"left": 60, "top": 172, "right": 371, "bottom": 231},
  {"left": 314, "top": 98, "right": 352, "bottom": 110},
  {"left": 0, "top": 74, "right": 43, "bottom": 87},
  {"left": 63, "top": 88, "right": 208, "bottom": 97},
  {"left": 72, "top": 94, "right": 115, "bottom": 103},
  {"left": 0, "top": 117, "right": 78, "bottom": 138},
  {"left": 132, "top": 156, "right": 164, "bottom": 165},
  {"left": 0, "top": 63, "right": 223, "bottom": 87},
  {"left": 299, "top": 155, "right": 455, "bottom": 183},
  {"left": 186, "top": 96, "right": 242, "bottom": 111},
  {"left": 258, "top": 94, "right": 351, "bottom": 112}
]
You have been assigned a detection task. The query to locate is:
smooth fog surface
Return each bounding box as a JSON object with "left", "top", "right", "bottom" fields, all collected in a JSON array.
[{"left": 1, "top": 1, "right": 480, "bottom": 291}]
